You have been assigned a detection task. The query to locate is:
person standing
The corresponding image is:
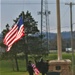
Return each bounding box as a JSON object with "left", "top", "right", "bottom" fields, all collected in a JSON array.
[
  {"left": 27, "top": 61, "right": 34, "bottom": 75},
  {"left": 45, "top": 60, "right": 49, "bottom": 75},
  {"left": 39, "top": 59, "right": 49, "bottom": 75},
  {"left": 39, "top": 58, "right": 46, "bottom": 75}
]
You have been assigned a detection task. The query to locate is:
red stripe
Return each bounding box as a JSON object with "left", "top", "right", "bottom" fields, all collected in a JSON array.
[
  {"left": 4, "top": 25, "right": 17, "bottom": 39},
  {"left": 31, "top": 64, "right": 40, "bottom": 75},
  {"left": 3, "top": 25, "right": 18, "bottom": 45},
  {"left": 5, "top": 26, "right": 18, "bottom": 42},
  {"left": 8, "top": 26, "right": 24, "bottom": 46},
  {"left": 7, "top": 32, "right": 17, "bottom": 46},
  {"left": 3, "top": 24, "right": 25, "bottom": 51}
]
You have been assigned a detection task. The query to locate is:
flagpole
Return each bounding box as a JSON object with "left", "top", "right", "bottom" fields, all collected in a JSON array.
[
  {"left": 22, "top": 12, "right": 28, "bottom": 70},
  {"left": 56, "top": 0, "right": 62, "bottom": 60}
]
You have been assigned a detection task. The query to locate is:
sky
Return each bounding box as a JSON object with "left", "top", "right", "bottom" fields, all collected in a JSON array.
[
  {"left": 0, "top": 0, "right": 75, "bottom": 33},
  {"left": 0, "top": 0, "right": 1, "bottom": 32}
]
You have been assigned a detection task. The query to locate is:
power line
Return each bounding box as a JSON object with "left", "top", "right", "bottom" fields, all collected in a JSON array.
[
  {"left": 61, "top": 6, "right": 70, "bottom": 20},
  {"left": 0, "top": 2, "right": 66, "bottom": 5},
  {"left": 50, "top": 26, "right": 69, "bottom": 31}
]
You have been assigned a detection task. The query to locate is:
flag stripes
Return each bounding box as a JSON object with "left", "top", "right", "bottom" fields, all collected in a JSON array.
[
  {"left": 31, "top": 64, "right": 40, "bottom": 75},
  {"left": 3, "top": 17, "right": 25, "bottom": 51}
]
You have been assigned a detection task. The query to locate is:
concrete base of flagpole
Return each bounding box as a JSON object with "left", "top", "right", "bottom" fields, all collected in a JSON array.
[{"left": 48, "top": 59, "right": 72, "bottom": 75}]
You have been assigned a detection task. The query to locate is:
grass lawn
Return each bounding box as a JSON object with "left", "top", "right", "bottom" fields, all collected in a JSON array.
[
  {"left": 0, "top": 59, "right": 27, "bottom": 75},
  {"left": 0, "top": 59, "right": 41, "bottom": 75},
  {"left": 0, "top": 71, "right": 28, "bottom": 75},
  {"left": 0, "top": 52, "right": 75, "bottom": 75}
]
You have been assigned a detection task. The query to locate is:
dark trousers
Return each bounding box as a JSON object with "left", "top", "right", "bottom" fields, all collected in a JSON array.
[
  {"left": 29, "top": 72, "right": 33, "bottom": 75},
  {"left": 42, "top": 72, "right": 45, "bottom": 75}
]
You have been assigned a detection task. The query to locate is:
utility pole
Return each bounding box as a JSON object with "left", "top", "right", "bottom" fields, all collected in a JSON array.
[
  {"left": 38, "top": 0, "right": 43, "bottom": 50},
  {"left": 45, "top": 0, "right": 50, "bottom": 53},
  {"left": 38, "top": 0, "right": 50, "bottom": 52},
  {"left": 56, "top": 0, "right": 62, "bottom": 60},
  {"left": 65, "top": 2, "right": 75, "bottom": 75},
  {"left": 49, "top": 1, "right": 72, "bottom": 74}
]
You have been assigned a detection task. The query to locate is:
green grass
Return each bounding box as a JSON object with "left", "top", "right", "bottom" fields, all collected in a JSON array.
[
  {"left": 0, "top": 59, "right": 27, "bottom": 75},
  {"left": 0, "top": 71, "right": 28, "bottom": 75},
  {"left": 62, "top": 53, "right": 72, "bottom": 60},
  {"left": 0, "top": 52, "right": 75, "bottom": 75}
]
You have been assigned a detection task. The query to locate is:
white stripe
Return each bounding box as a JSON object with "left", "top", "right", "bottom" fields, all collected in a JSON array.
[
  {"left": 8, "top": 31, "right": 22, "bottom": 46},
  {"left": 5, "top": 26, "right": 18, "bottom": 42},
  {"left": 4, "top": 28, "right": 18, "bottom": 45},
  {"left": 4, "top": 26, "right": 17, "bottom": 44},
  {"left": 7, "top": 46, "right": 12, "bottom": 51},
  {"left": 15, "top": 25, "right": 24, "bottom": 40},
  {"left": 6, "top": 32, "right": 17, "bottom": 45},
  {"left": 4, "top": 23, "right": 24, "bottom": 51},
  {"left": 8, "top": 37, "right": 17, "bottom": 46},
  {"left": 16, "top": 28, "right": 23, "bottom": 38},
  {"left": 4, "top": 25, "right": 17, "bottom": 39}
]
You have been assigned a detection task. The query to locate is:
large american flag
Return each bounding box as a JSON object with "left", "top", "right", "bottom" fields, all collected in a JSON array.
[{"left": 3, "top": 16, "right": 25, "bottom": 51}]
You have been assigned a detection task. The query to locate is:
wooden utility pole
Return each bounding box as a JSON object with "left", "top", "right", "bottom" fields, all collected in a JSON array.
[
  {"left": 65, "top": 2, "right": 75, "bottom": 75},
  {"left": 49, "top": 1, "right": 72, "bottom": 74},
  {"left": 56, "top": 0, "right": 62, "bottom": 60}
]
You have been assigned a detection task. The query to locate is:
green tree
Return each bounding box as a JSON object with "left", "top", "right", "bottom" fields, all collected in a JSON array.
[
  {"left": 1, "top": 11, "right": 40, "bottom": 71},
  {"left": 1, "top": 24, "right": 10, "bottom": 49},
  {"left": 13, "top": 11, "right": 39, "bottom": 70}
]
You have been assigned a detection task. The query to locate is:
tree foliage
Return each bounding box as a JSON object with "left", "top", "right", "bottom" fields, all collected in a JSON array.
[{"left": 1, "top": 11, "right": 40, "bottom": 71}]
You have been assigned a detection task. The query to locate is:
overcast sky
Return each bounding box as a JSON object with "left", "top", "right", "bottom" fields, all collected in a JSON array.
[{"left": 0, "top": 0, "right": 75, "bottom": 33}]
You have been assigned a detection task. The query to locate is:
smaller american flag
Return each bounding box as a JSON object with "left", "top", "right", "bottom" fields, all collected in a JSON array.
[
  {"left": 31, "top": 64, "right": 40, "bottom": 75},
  {"left": 3, "top": 16, "right": 25, "bottom": 51}
]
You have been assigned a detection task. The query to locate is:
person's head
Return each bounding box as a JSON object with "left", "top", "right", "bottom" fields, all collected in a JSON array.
[
  {"left": 40, "top": 58, "right": 43, "bottom": 62},
  {"left": 28, "top": 60, "right": 32, "bottom": 64},
  {"left": 46, "top": 60, "right": 49, "bottom": 63}
]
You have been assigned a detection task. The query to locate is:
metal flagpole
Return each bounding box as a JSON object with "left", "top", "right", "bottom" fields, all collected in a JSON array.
[
  {"left": 56, "top": 0, "right": 62, "bottom": 60},
  {"left": 22, "top": 9, "right": 28, "bottom": 71}
]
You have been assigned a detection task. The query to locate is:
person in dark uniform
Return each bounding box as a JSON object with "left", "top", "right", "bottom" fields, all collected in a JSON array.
[
  {"left": 35, "top": 58, "right": 49, "bottom": 75},
  {"left": 39, "top": 58, "right": 46, "bottom": 75},
  {"left": 45, "top": 60, "right": 49, "bottom": 75},
  {"left": 27, "top": 61, "right": 34, "bottom": 75},
  {"left": 39, "top": 59, "right": 49, "bottom": 75}
]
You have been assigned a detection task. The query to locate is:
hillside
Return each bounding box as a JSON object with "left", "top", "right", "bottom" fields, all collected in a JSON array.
[
  {"left": 0, "top": 31, "right": 72, "bottom": 42},
  {"left": 45, "top": 31, "right": 71, "bottom": 39}
]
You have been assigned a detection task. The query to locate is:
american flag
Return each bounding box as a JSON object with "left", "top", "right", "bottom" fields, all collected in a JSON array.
[
  {"left": 31, "top": 64, "right": 40, "bottom": 75},
  {"left": 3, "top": 16, "right": 25, "bottom": 51}
]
